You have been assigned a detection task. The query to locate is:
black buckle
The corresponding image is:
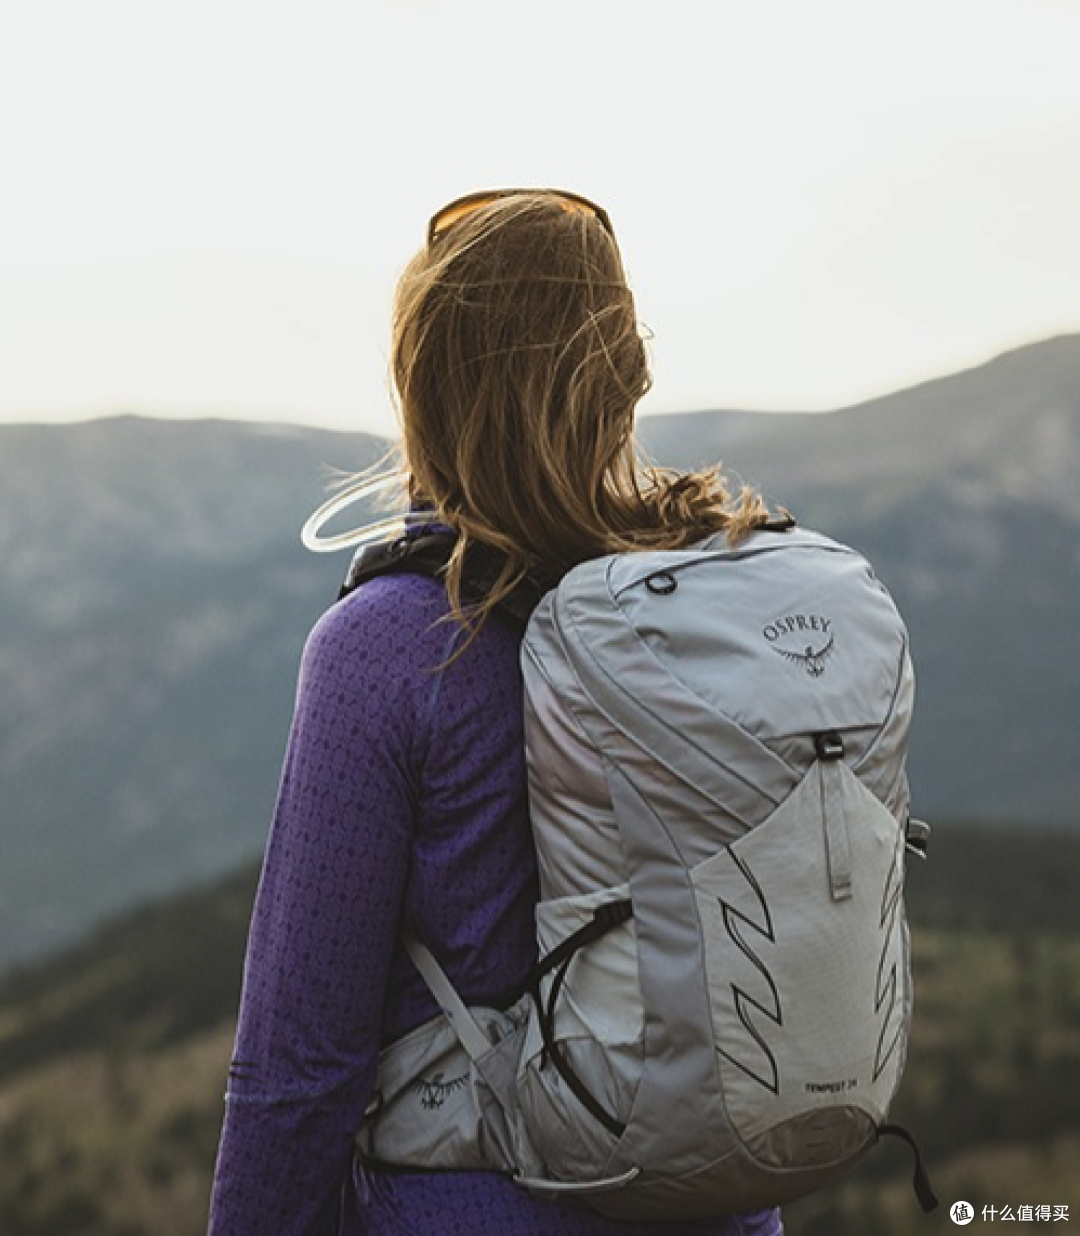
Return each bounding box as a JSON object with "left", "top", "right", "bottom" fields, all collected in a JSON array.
[
  {"left": 905, "top": 818, "right": 931, "bottom": 859},
  {"left": 814, "top": 731, "right": 845, "bottom": 761}
]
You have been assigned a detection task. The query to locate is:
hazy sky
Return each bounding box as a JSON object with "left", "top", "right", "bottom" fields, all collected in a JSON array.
[{"left": 2, "top": 0, "right": 1079, "bottom": 436}]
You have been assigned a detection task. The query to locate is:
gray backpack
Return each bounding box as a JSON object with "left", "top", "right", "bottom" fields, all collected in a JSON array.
[{"left": 352, "top": 523, "right": 937, "bottom": 1218}]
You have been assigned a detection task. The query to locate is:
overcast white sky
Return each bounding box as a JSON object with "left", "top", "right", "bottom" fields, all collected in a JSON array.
[{"left": 2, "top": 0, "right": 1079, "bottom": 436}]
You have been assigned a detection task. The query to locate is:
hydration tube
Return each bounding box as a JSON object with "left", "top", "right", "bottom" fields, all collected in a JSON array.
[{"left": 300, "top": 470, "right": 436, "bottom": 554}]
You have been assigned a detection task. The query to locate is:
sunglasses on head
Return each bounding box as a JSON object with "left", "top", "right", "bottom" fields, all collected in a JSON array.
[{"left": 427, "top": 188, "right": 614, "bottom": 246}]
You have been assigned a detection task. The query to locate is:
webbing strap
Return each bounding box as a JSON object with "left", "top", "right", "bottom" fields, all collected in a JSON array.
[
  {"left": 815, "top": 732, "right": 854, "bottom": 901},
  {"left": 339, "top": 531, "right": 549, "bottom": 634},
  {"left": 402, "top": 931, "right": 494, "bottom": 1064}
]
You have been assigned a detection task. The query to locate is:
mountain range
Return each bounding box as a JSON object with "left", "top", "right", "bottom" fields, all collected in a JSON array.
[{"left": 2, "top": 334, "right": 1078, "bottom": 974}]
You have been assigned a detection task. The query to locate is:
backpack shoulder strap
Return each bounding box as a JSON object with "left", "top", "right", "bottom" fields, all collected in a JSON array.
[
  {"left": 338, "top": 530, "right": 457, "bottom": 599},
  {"left": 338, "top": 530, "right": 548, "bottom": 635}
]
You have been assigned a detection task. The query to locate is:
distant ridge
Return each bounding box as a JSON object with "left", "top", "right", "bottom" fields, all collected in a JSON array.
[
  {"left": 1, "top": 335, "right": 1077, "bottom": 973},
  {"left": 640, "top": 332, "right": 1080, "bottom": 520}
]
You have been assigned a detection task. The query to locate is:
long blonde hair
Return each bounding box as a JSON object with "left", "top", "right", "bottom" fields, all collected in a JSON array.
[{"left": 391, "top": 192, "right": 770, "bottom": 629}]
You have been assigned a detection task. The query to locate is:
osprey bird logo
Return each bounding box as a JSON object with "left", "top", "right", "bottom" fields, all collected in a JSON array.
[
  {"left": 773, "top": 633, "right": 835, "bottom": 678},
  {"left": 762, "top": 615, "right": 835, "bottom": 677},
  {"left": 412, "top": 1070, "right": 469, "bottom": 1110}
]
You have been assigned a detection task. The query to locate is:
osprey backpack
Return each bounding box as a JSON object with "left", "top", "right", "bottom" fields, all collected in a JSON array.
[{"left": 344, "top": 520, "right": 937, "bottom": 1218}]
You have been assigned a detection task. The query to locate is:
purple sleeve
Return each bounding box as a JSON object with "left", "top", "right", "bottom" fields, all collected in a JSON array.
[{"left": 207, "top": 578, "right": 447, "bottom": 1235}]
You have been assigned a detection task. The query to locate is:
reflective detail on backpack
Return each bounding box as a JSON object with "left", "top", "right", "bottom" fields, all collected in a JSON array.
[{"left": 691, "top": 759, "right": 910, "bottom": 1155}]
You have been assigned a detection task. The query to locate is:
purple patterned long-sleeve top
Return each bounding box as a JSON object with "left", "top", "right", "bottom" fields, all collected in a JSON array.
[{"left": 207, "top": 570, "right": 783, "bottom": 1236}]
